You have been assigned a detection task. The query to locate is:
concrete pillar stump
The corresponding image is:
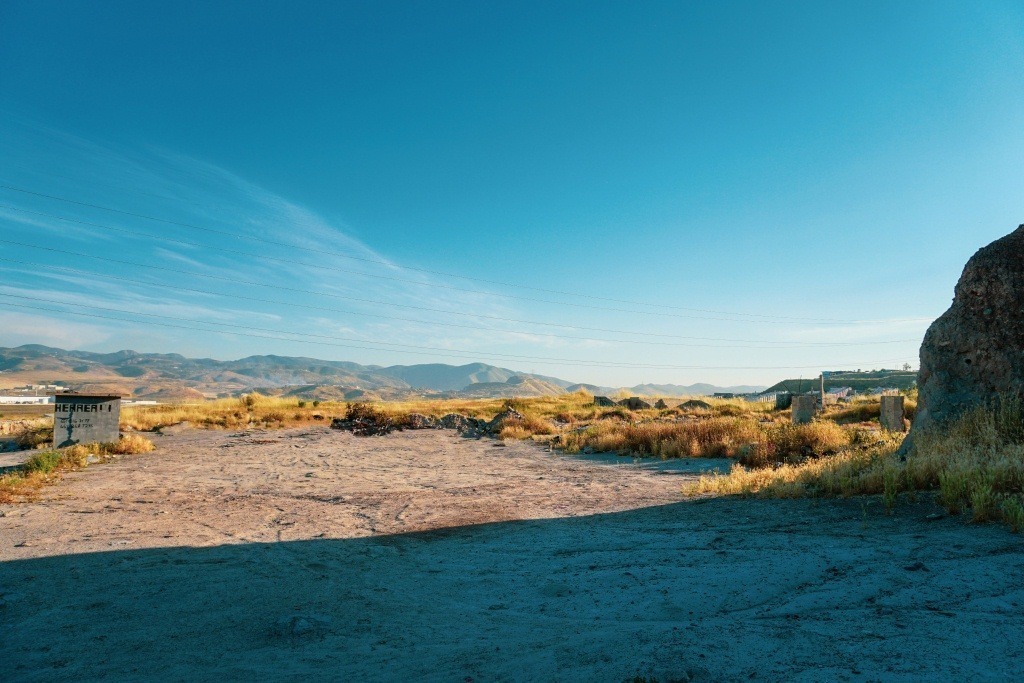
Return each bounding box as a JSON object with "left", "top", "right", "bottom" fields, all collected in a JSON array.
[
  {"left": 791, "top": 394, "right": 817, "bottom": 425},
  {"left": 880, "top": 395, "right": 906, "bottom": 432}
]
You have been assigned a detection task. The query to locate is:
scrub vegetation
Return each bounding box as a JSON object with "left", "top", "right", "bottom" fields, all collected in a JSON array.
[
  {"left": 688, "top": 396, "right": 1024, "bottom": 532},
  {"left": 0, "top": 435, "right": 155, "bottom": 503},
  {"left": 560, "top": 418, "right": 858, "bottom": 462},
  {"left": 113, "top": 389, "right": 897, "bottom": 464},
  {"left": 119, "top": 390, "right": 778, "bottom": 432}
]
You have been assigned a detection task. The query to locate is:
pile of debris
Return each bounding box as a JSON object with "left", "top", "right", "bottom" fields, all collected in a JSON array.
[
  {"left": 329, "top": 403, "right": 401, "bottom": 436},
  {"left": 331, "top": 404, "right": 529, "bottom": 439},
  {"left": 432, "top": 406, "right": 527, "bottom": 438}
]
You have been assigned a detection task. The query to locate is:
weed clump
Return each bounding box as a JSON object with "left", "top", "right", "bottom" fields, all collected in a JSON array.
[{"left": 497, "top": 413, "right": 554, "bottom": 440}]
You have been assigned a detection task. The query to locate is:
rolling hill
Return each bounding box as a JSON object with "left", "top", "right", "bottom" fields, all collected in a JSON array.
[{"left": 0, "top": 345, "right": 764, "bottom": 401}]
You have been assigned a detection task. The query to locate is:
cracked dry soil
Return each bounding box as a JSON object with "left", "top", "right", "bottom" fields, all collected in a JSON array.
[{"left": 2, "top": 427, "right": 1023, "bottom": 681}]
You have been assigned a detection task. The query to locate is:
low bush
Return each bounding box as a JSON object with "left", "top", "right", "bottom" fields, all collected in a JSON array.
[
  {"left": 22, "top": 450, "right": 63, "bottom": 475},
  {"left": 16, "top": 424, "right": 52, "bottom": 450},
  {"left": 498, "top": 414, "right": 555, "bottom": 439}
]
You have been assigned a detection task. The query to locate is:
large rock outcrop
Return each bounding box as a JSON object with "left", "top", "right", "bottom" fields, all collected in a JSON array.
[{"left": 905, "top": 224, "right": 1024, "bottom": 452}]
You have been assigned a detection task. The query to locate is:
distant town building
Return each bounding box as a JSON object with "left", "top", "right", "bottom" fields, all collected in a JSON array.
[{"left": 0, "top": 395, "right": 54, "bottom": 404}]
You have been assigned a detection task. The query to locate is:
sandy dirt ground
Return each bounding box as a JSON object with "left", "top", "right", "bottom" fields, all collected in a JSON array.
[{"left": 2, "top": 427, "right": 1023, "bottom": 682}]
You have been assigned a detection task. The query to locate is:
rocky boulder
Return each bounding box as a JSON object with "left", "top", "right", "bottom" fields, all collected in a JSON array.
[
  {"left": 405, "top": 413, "right": 438, "bottom": 429},
  {"left": 438, "top": 413, "right": 475, "bottom": 431},
  {"left": 486, "top": 407, "right": 526, "bottom": 432},
  {"left": 618, "top": 397, "right": 652, "bottom": 410},
  {"left": 905, "top": 224, "right": 1024, "bottom": 452}
]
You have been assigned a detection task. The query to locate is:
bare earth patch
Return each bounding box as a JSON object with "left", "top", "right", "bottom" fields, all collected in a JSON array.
[{"left": 2, "top": 427, "right": 1023, "bottom": 681}]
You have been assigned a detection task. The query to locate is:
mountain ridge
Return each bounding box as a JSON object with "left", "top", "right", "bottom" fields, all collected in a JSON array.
[{"left": 0, "top": 345, "right": 765, "bottom": 400}]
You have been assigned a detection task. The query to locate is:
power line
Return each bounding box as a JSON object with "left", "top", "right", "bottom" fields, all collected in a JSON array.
[
  {"left": 0, "top": 237, "right": 936, "bottom": 337},
  {"left": 0, "top": 207, "right": 892, "bottom": 325},
  {"left": 0, "top": 248, "right": 925, "bottom": 348},
  {"left": 0, "top": 296, "right": 917, "bottom": 372},
  {"left": 0, "top": 259, "right": 925, "bottom": 350},
  {"left": 0, "top": 185, "right": 934, "bottom": 324},
  {"left": 1, "top": 166, "right": 211, "bottom": 207}
]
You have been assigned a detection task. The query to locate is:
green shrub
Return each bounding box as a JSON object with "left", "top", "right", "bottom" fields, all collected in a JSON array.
[{"left": 22, "top": 450, "right": 62, "bottom": 475}]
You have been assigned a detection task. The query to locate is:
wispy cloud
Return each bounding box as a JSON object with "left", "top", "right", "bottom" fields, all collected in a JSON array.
[
  {"left": 0, "top": 207, "right": 113, "bottom": 243},
  {"left": 0, "top": 119, "right": 526, "bottom": 363},
  {"left": 0, "top": 311, "right": 112, "bottom": 347}
]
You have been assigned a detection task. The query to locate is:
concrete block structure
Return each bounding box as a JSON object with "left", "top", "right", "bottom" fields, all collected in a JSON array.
[{"left": 53, "top": 394, "right": 122, "bottom": 448}]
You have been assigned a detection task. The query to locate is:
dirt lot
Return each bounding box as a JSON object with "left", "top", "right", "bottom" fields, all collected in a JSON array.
[{"left": 2, "top": 427, "right": 1024, "bottom": 681}]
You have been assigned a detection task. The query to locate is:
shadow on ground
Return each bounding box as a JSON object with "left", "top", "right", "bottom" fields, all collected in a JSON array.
[{"left": 3, "top": 497, "right": 1024, "bottom": 682}]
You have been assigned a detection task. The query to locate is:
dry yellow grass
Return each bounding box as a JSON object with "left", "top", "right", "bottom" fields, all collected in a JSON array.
[
  {"left": 822, "top": 395, "right": 917, "bottom": 425},
  {"left": 122, "top": 393, "right": 343, "bottom": 430},
  {"left": 686, "top": 397, "right": 1024, "bottom": 531},
  {"left": 120, "top": 391, "right": 781, "bottom": 434},
  {"left": 683, "top": 436, "right": 903, "bottom": 498},
  {"left": 561, "top": 417, "right": 855, "bottom": 460},
  {"left": 117, "top": 390, "right": 906, "bottom": 464},
  {"left": 498, "top": 414, "right": 556, "bottom": 440}
]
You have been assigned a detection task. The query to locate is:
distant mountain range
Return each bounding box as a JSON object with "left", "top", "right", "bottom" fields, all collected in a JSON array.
[{"left": 0, "top": 345, "right": 765, "bottom": 401}]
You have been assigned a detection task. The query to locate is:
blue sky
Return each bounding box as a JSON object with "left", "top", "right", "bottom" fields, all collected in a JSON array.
[{"left": 1, "top": 0, "right": 1022, "bottom": 387}]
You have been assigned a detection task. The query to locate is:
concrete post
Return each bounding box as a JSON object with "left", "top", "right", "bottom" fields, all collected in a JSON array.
[
  {"left": 775, "top": 392, "right": 792, "bottom": 410},
  {"left": 880, "top": 395, "right": 906, "bottom": 432},
  {"left": 791, "top": 394, "right": 817, "bottom": 425}
]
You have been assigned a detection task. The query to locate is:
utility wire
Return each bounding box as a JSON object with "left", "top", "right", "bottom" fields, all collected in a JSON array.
[
  {"left": 0, "top": 250, "right": 923, "bottom": 347},
  {"left": 0, "top": 258, "right": 921, "bottom": 350},
  {"left": 0, "top": 186, "right": 933, "bottom": 324},
  {"left": 1, "top": 166, "right": 210, "bottom": 207},
  {"left": 0, "top": 208, "right": 908, "bottom": 325},
  {"left": 0, "top": 237, "right": 935, "bottom": 333},
  {"left": 0, "top": 297, "right": 917, "bottom": 372}
]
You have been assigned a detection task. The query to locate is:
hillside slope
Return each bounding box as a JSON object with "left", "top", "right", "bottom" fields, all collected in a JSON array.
[{"left": 0, "top": 345, "right": 763, "bottom": 401}]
